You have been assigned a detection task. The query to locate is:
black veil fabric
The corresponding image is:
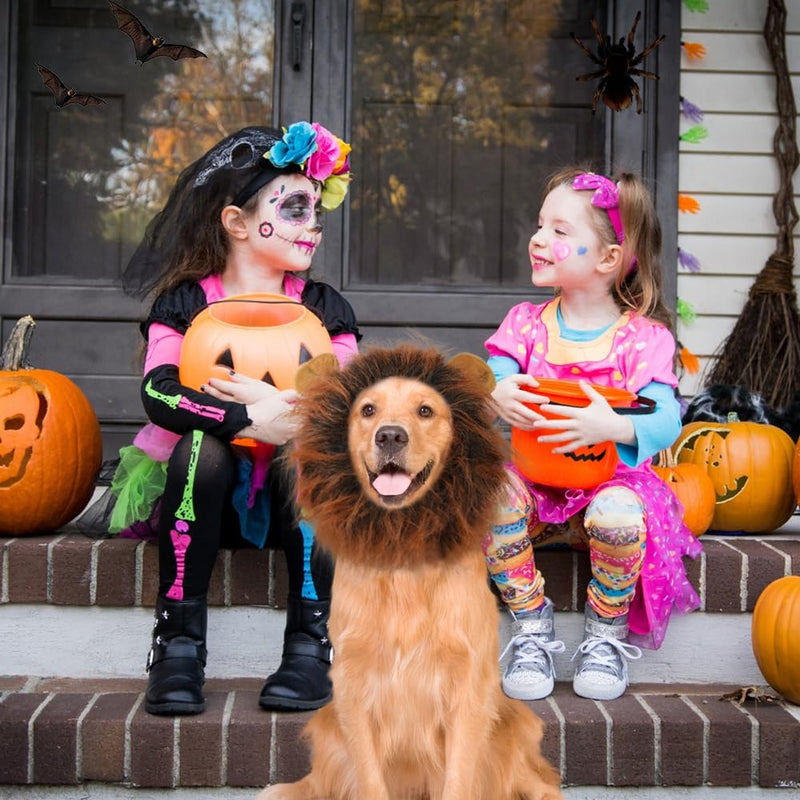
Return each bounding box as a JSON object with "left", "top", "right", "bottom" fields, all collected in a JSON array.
[{"left": 121, "top": 126, "right": 288, "bottom": 299}]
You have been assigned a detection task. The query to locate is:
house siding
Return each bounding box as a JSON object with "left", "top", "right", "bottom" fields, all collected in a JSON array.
[{"left": 677, "top": 0, "right": 800, "bottom": 398}]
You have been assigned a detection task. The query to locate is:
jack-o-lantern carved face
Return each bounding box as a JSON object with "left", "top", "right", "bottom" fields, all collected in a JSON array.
[
  {"left": 0, "top": 379, "right": 45, "bottom": 488},
  {"left": 673, "top": 419, "right": 797, "bottom": 532},
  {"left": 179, "top": 294, "right": 333, "bottom": 393}
]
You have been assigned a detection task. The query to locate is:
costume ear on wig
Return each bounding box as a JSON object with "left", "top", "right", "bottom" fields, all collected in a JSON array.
[
  {"left": 295, "top": 353, "right": 339, "bottom": 394},
  {"left": 448, "top": 352, "right": 496, "bottom": 393},
  {"left": 220, "top": 204, "right": 250, "bottom": 240}
]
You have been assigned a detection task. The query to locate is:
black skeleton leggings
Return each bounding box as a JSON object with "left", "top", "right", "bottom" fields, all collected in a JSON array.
[{"left": 157, "top": 430, "right": 333, "bottom": 602}]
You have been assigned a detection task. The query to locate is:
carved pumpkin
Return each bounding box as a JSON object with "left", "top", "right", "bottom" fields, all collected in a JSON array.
[
  {"left": 0, "top": 316, "right": 102, "bottom": 535},
  {"left": 180, "top": 294, "right": 333, "bottom": 392},
  {"left": 673, "top": 414, "right": 796, "bottom": 532},
  {"left": 511, "top": 378, "right": 642, "bottom": 490},
  {"left": 751, "top": 575, "right": 800, "bottom": 704},
  {"left": 794, "top": 438, "right": 800, "bottom": 506},
  {"left": 653, "top": 449, "right": 715, "bottom": 537}
]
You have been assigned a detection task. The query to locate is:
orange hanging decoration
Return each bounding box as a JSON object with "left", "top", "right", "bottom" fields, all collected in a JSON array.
[
  {"left": 678, "top": 194, "right": 701, "bottom": 214},
  {"left": 681, "top": 40, "right": 707, "bottom": 61}
]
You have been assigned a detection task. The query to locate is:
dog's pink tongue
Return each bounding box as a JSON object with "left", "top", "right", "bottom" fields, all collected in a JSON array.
[{"left": 373, "top": 472, "right": 412, "bottom": 496}]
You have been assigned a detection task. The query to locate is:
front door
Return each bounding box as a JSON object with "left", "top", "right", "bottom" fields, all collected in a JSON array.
[{"left": 1, "top": 0, "right": 679, "bottom": 454}]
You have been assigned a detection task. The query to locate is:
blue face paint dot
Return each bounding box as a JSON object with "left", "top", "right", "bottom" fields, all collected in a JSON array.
[{"left": 577, "top": 246, "right": 588, "bottom": 255}]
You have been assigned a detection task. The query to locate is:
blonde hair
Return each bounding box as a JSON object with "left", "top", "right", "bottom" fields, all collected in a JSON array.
[{"left": 544, "top": 166, "right": 674, "bottom": 330}]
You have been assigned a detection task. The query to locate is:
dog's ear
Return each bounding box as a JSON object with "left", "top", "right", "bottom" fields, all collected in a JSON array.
[
  {"left": 448, "top": 352, "right": 496, "bottom": 393},
  {"left": 295, "top": 353, "right": 339, "bottom": 393}
]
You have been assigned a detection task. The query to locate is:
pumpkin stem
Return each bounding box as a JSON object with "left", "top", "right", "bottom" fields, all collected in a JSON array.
[
  {"left": 726, "top": 411, "right": 741, "bottom": 423},
  {"left": 0, "top": 315, "right": 36, "bottom": 370},
  {"left": 657, "top": 447, "right": 677, "bottom": 468}
]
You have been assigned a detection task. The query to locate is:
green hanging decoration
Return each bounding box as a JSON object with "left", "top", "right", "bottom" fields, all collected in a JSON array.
[
  {"left": 679, "top": 125, "right": 709, "bottom": 144},
  {"left": 682, "top": 0, "right": 710, "bottom": 12},
  {"left": 677, "top": 298, "right": 697, "bottom": 325}
]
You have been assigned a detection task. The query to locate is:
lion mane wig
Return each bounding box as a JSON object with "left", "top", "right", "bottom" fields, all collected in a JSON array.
[{"left": 291, "top": 345, "right": 508, "bottom": 569}]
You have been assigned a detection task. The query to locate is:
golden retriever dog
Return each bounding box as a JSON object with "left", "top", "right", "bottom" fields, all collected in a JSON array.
[{"left": 257, "top": 346, "right": 562, "bottom": 800}]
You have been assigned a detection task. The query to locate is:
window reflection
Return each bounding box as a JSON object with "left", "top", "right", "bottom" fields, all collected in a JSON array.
[{"left": 13, "top": 0, "right": 275, "bottom": 280}]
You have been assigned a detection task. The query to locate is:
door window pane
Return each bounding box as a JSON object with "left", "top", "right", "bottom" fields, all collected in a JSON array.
[
  {"left": 349, "top": 0, "right": 605, "bottom": 290},
  {"left": 12, "top": 0, "right": 275, "bottom": 281}
]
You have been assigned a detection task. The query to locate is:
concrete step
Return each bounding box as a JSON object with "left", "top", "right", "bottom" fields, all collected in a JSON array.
[
  {"left": 3, "top": 526, "right": 800, "bottom": 684},
  {"left": 1, "top": 676, "right": 799, "bottom": 792}
]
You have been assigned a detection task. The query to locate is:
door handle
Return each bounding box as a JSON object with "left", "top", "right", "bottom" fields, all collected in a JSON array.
[{"left": 291, "top": 2, "right": 306, "bottom": 71}]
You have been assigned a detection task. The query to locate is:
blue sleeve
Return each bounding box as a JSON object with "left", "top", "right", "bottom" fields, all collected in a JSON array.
[
  {"left": 487, "top": 355, "right": 521, "bottom": 383},
  {"left": 617, "top": 381, "right": 681, "bottom": 467}
]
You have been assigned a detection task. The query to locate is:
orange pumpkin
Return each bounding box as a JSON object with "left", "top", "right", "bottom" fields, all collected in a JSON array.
[
  {"left": 653, "top": 449, "right": 715, "bottom": 537},
  {"left": 511, "top": 378, "right": 640, "bottom": 490},
  {"left": 180, "top": 293, "right": 333, "bottom": 391},
  {"left": 673, "top": 414, "right": 796, "bottom": 532},
  {"left": 0, "top": 316, "right": 102, "bottom": 535},
  {"left": 751, "top": 575, "right": 800, "bottom": 704},
  {"left": 793, "top": 437, "right": 800, "bottom": 506}
]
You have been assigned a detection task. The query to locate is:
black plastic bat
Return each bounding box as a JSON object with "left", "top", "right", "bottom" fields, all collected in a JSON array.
[
  {"left": 36, "top": 64, "right": 106, "bottom": 108},
  {"left": 109, "top": 1, "right": 207, "bottom": 63}
]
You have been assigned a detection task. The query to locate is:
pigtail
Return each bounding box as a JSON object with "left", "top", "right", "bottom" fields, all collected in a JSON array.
[{"left": 615, "top": 173, "right": 674, "bottom": 331}]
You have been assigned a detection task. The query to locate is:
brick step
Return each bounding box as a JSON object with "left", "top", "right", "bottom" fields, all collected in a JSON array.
[
  {"left": 1, "top": 676, "right": 799, "bottom": 792},
  {"left": 3, "top": 528, "right": 800, "bottom": 685},
  {"left": 4, "top": 526, "right": 800, "bottom": 613}
]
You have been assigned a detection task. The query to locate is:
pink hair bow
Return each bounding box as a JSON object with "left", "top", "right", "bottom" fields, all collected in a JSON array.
[{"left": 572, "top": 172, "right": 636, "bottom": 274}]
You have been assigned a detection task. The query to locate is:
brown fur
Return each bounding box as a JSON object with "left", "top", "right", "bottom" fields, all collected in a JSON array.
[{"left": 257, "top": 346, "right": 563, "bottom": 800}]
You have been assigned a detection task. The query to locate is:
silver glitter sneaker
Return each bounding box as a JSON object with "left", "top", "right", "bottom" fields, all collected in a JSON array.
[
  {"left": 572, "top": 604, "right": 642, "bottom": 701},
  {"left": 500, "top": 597, "right": 565, "bottom": 701}
]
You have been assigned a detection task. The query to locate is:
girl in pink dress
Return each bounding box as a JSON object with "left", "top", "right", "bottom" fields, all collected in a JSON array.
[{"left": 483, "top": 167, "right": 701, "bottom": 702}]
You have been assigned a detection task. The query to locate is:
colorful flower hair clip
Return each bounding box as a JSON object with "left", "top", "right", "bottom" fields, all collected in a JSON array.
[{"left": 266, "top": 121, "right": 352, "bottom": 210}]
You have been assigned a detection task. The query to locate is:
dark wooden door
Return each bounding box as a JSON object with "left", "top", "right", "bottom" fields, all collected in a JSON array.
[
  {"left": 1, "top": 0, "right": 290, "bottom": 457},
  {"left": 312, "top": 0, "right": 680, "bottom": 356}
]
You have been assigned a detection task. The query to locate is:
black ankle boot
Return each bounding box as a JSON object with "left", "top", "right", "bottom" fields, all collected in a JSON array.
[
  {"left": 259, "top": 596, "right": 333, "bottom": 711},
  {"left": 145, "top": 594, "right": 208, "bottom": 715}
]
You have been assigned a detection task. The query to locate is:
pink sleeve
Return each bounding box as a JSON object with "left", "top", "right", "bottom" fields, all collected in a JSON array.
[
  {"left": 332, "top": 333, "right": 359, "bottom": 367},
  {"left": 143, "top": 322, "right": 184, "bottom": 374},
  {"left": 622, "top": 320, "right": 679, "bottom": 392},
  {"left": 484, "top": 302, "right": 537, "bottom": 366}
]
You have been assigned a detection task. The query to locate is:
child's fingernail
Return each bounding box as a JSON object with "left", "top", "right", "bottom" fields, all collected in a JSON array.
[
  {"left": 200, "top": 385, "right": 206, "bottom": 392},
  {"left": 229, "top": 369, "right": 236, "bottom": 376}
]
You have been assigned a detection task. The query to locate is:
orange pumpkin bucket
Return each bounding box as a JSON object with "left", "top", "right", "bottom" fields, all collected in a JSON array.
[
  {"left": 179, "top": 293, "right": 333, "bottom": 445},
  {"left": 510, "top": 378, "right": 653, "bottom": 490}
]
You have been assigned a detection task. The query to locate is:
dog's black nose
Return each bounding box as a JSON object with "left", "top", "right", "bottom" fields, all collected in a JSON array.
[{"left": 375, "top": 425, "right": 408, "bottom": 455}]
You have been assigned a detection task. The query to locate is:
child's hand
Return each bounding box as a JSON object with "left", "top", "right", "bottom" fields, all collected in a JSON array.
[
  {"left": 491, "top": 374, "right": 549, "bottom": 430},
  {"left": 204, "top": 371, "right": 300, "bottom": 445},
  {"left": 533, "top": 380, "right": 635, "bottom": 453}
]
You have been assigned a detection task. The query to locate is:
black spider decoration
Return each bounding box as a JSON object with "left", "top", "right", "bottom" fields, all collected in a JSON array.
[{"left": 571, "top": 12, "right": 665, "bottom": 114}]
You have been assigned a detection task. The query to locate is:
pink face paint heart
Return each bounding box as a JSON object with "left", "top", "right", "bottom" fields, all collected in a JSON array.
[{"left": 552, "top": 241, "right": 572, "bottom": 262}]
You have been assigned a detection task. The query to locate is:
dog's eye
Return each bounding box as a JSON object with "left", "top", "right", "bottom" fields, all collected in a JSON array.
[
  {"left": 361, "top": 404, "right": 375, "bottom": 417},
  {"left": 418, "top": 405, "right": 433, "bottom": 418}
]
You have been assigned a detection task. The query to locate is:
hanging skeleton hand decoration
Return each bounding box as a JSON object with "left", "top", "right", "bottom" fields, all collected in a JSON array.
[
  {"left": 108, "top": 1, "right": 207, "bottom": 63},
  {"left": 571, "top": 12, "right": 665, "bottom": 114}
]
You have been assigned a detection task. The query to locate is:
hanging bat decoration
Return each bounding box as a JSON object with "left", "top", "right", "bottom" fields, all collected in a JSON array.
[
  {"left": 36, "top": 64, "right": 106, "bottom": 108},
  {"left": 571, "top": 12, "right": 665, "bottom": 114},
  {"left": 108, "top": 1, "right": 207, "bottom": 64}
]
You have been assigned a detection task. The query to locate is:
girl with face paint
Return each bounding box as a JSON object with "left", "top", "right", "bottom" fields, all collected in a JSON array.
[
  {"left": 482, "top": 167, "right": 701, "bottom": 704},
  {"left": 80, "top": 124, "right": 359, "bottom": 717}
]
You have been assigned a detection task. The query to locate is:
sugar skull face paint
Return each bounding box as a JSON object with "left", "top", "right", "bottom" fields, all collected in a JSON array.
[
  {"left": 274, "top": 190, "right": 318, "bottom": 227},
  {"left": 552, "top": 241, "right": 572, "bottom": 262},
  {"left": 249, "top": 173, "right": 324, "bottom": 273}
]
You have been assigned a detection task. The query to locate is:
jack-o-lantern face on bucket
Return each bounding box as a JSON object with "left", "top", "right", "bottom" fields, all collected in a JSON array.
[
  {"left": 179, "top": 293, "right": 334, "bottom": 392},
  {"left": 0, "top": 379, "right": 45, "bottom": 488},
  {"left": 509, "top": 379, "right": 646, "bottom": 490}
]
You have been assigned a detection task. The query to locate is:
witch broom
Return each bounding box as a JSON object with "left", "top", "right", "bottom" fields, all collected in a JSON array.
[{"left": 703, "top": 0, "right": 800, "bottom": 408}]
